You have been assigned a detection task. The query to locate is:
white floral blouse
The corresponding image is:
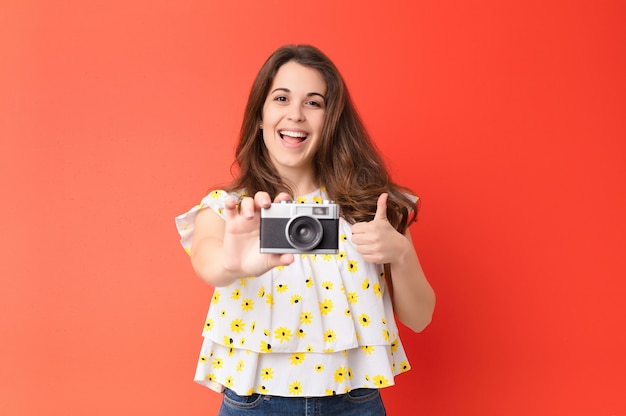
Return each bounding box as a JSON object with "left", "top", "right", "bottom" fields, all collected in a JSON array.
[{"left": 175, "top": 189, "right": 411, "bottom": 397}]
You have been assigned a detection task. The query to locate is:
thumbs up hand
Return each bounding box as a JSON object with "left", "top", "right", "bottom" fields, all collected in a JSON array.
[{"left": 351, "top": 193, "right": 410, "bottom": 264}]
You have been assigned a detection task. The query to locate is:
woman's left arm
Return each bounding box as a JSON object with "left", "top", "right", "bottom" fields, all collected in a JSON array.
[
  {"left": 384, "top": 231, "right": 435, "bottom": 332},
  {"left": 351, "top": 193, "right": 435, "bottom": 332}
]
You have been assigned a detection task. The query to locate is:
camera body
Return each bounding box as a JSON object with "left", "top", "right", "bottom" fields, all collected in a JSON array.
[{"left": 260, "top": 201, "right": 340, "bottom": 254}]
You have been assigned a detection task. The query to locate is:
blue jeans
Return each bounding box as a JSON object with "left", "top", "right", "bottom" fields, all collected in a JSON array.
[{"left": 218, "top": 388, "right": 386, "bottom": 416}]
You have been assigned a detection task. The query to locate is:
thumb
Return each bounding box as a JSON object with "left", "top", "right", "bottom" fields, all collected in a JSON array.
[{"left": 374, "top": 193, "right": 389, "bottom": 221}]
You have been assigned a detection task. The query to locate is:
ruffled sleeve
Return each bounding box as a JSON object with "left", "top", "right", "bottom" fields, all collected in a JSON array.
[{"left": 174, "top": 190, "right": 238, "bottom": 255}]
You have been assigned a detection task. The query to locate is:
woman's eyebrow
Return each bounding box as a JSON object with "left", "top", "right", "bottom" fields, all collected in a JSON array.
[{"left": 307, "top": 92, "right": 326, "bottom": 101}]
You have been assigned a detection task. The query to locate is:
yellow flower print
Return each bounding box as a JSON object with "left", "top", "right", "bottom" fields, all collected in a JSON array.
[
  {"left": 275, "top": 265, "right": 285, "bottom": 271},
  {"left": 246, "top": 388, "right": 254, "bottom": 396},
  {"left": 313, "top": 195, "right": 323, "bottom": 204},
  {"left": 225, "top": 376, "right": 234, "bottom": 387},
  {"left": 211, "top": 291, "right": 221, "bottom": 304},
  {"left": 336, "top": 251, "right": 346, "bottom": 261},
  {"left": 344, "top": 308, "right": 351, "bottom": 317},
  {"left": 258, "top": 286, "right": 265, "bottom": 298},
  {"left": 399, "top": 361, "right": 410, "bottom": 372},
  {"left": 347, "top": 292, "right": 358, "bottom": 304},
  {"left": 258, "top": 384, "right": 269, "bottom": 394},
  {"left": 306, "top": 345, "right": 314, "bottom": 352},
  {"left": 322, "top": 254, "right": 333, "bottom": 261},
  {"left": 324, "top": 329, "right": 336, "bottom": 343},
  {"left": 276, "top": 283, "right": 288, "bottom": 293},
  {"left": 203, "top": 318, "right": 214, "bottom": 332},
  {"left": 362, "top": 278, "right": 370, "bottom": 290},
  {"left": 223, "top": 336, "right": 234, "bottom": 346},
  {"left": 274, "top": 327, "right": 292, "bottom": 343},
  {"left": 323, "top": 348, "right": 335, "bottom": 353},
  {"left": 325, "top": 389, "right": 334, "bottom": 396},
  {"left": 365, "top": 374, "right": 370, "bottom": 382},
  {"left": 290, "top": 294, "right": 302, "bottom": 304},
  {"left": 266, "top": 294, "right": 274, "bottom": 307},
  {"left": 340, "top": 233, "right": 348, "bottom": 243},
  {"left": 373, "top": 375, "right": 390, "bottom": 387},
  {"left": 362, "top": 345, "right": 375, "bottom": 355},
  {"left": 322, "top": 281, "right": 333, "bottom": 290},
  {"left": 381, "top": 317, "right": 387, "bottom": 325},
  {"left": 199, "top": 355, "right": 207, "bottom": 364},
  {"left": 358, "top": 313, "right": 371, "bottom": 327},
  {"left": 220, "top": 310, "right": 227, "bottom": 318},
  {"left": 390, "top": 338, "right": 399, "bottom": 353},
  {"left": 206, "top": 373, "right": 216, "bottom": 382},
  {"left": 230, "top": 319, "right": 245, "bottom": 333},
  {"left": 382, "top": 329, "right": 390, "bottom": 342},
  {"left": 210, "top": 190, "right": 222, "bottom": 199},
  {"left": 347, "top": 260, "right": 358, "bottom": 273},
  {"left": 320, "top": 185, "right": 327, "bottom": 193},
  {"left": 319, "top": 298, "right": 333, "bottom": 315},
  {"left": 231, "top": 289, "right": 240, "bottom": 300},
  {"left": 260, "top": 340, "right": 272, "bottom": 353},
  {"left": 239, "top": 337, "right": 246, "bottom": 346},
  {"left": 300, "top": 311, "right": 313, "bottom": 324},
  {"left": 334, "top": 366, "right": 347, "bottom": 383},
  {"left": 305, "top": 277, "right": 313, "bottom": 288},
  {"left": 212, "top": 358, "right": 224, "bottom": 369},
  {"left": 373, "top": 283, "right": 382, "bottom": 298},
  {"left": 296, "top": 328, "right": 306, "bottom": 338},
  {"left": 263, "top": 329, "right": 270, "bottom": 336},
  {"left": 250, "top": 321, "right": 256, "bottom": 333},
  {"left": 289, "top": 380, "right": 303, "bottom": 395},
  {"left": 289, "top": 353, "right": 305, "bottom": 366},
  {"left": 315, "top": 364, "right": 324, "bottom": 372},
  {"left": 296, "top": 197, "right": 307, "bottom": 204},
  {"left": 241, "top": 298, "right": 254, "bottom": 311},
  {"left": 260, "top": 367, "right": 274, "bottom": 381},
  {"left": 239, "top": 278, "right": 247, "bottom": 287}
]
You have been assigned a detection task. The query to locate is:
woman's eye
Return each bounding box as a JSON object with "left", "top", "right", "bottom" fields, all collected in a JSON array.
[
  {"left": 275, "top": 96, "right": 287, "bottom": 102},
  {"left": 306, "top": 100, "right": 323, "bottom": 108}
]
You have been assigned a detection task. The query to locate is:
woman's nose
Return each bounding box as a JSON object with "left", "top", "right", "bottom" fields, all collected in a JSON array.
[{"left": 287, "top": 104, "right": 304, "bottom": 122}]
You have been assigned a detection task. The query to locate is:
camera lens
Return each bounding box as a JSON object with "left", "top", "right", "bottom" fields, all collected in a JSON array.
[{"left": 286, "top": 215, "right": 323, "bottom": 251}]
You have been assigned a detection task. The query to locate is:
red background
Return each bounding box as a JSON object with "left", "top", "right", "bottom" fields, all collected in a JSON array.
[{"left": 1, "top": 1, "right": 625, "bottom": 415}]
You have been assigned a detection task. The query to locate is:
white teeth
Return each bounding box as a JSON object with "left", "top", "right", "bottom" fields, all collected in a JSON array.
[{"left": 279, "top": 130, "right": 308, "bottom": 138}]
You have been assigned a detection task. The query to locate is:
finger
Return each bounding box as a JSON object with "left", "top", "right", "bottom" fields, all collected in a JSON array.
[
  {"left": 374, "top": 193, "right": 389, "bottom": 221},
  {"left": 253, "top": 191, "right": 272, "bottom": 209},
  {"left": 240, "top": 197, "right": 256, "bottom": 219},
  {"left": 265, "top": 253, "right": 295, "bottom": 270},
  {"left": 223, "top": 197, "right": 239, "bottom": 221}
]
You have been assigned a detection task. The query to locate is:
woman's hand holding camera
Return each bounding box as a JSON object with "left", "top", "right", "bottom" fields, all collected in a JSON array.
[{"left": 221, "top": 191, "right": 295, "bottom": 279}]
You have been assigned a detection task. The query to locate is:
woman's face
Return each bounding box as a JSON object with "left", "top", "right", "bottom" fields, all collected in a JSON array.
[{"left": 261, "top": 61, "right": 327, "bottom": 178}]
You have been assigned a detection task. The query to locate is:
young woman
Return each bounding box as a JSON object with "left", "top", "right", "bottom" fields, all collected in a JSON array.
[{"left": 175, "top": 44, "right": 435, "bottom": 415}]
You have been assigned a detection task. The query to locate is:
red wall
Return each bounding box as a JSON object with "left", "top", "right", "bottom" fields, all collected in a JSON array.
[{"left": 1, "top": 1, "right": 625, "bottom": 415}]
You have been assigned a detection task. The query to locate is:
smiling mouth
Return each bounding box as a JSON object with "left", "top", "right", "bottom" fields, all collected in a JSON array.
[{"left": 279, "top": 130, "right": 308, "bottom": 143}]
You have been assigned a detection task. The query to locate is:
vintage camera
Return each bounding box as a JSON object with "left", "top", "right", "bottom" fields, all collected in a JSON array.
[{"left": 260, "top": 201, "right": 340, "bottom": 254}]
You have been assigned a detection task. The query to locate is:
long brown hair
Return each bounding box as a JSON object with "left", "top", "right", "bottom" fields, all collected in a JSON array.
[{"left": 225, "top": 44, "right": 418, "bottom": 233}]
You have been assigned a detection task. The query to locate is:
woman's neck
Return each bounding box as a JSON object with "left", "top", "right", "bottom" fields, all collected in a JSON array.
[{"left": 279, "top": 168, "right": 318, "bottom": 198}]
